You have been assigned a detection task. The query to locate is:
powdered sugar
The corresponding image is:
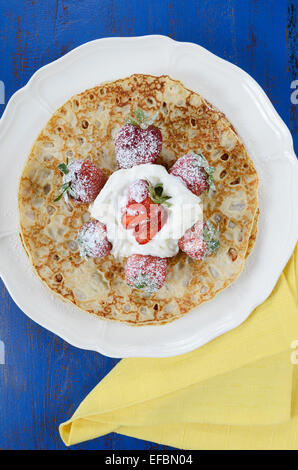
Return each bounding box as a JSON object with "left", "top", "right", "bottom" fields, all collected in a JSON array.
[
  {"left": 128, "top": 179, "right": 149, "bottom": 203},
  {"left": 115, "top": 124, "right": 162, "bottom": 169},
  {"left": 125, "top": 254, "right": 168, "bottom": 293},
  {"left": 179, "top": 221, "right": 206, "bottom": 259},
  {"left": 179, "top": 220, "right": 219, "bottom": 260},
  {"left": 62, "top": 159, "right": 105, "bottom": 203},
  {"left": 77, "top": 220, "right": 112, "bottom": 258},
  {"left": 89, "top": 163, "right": 203, "bottom": 258},
  {"left": 170, "top": 154, "right": 209, "bottom": 196}
]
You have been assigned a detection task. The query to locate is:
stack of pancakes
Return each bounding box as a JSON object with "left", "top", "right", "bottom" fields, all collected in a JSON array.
[{"left": 18, "top": 75, "right": 259, "bottom": 325}]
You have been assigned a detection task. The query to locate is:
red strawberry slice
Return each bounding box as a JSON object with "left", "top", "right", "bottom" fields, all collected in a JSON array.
[
  {"left": 125, "top": 254, "right": 168, "bottom": 293},
  {"left": 178, "top": 220, "right": 219, "bottom": 260},
  {"left": 121, "top": 199, "right": 149, "bottom": 230},
  {"left": 121, "top": 195, "right": 168, "bottom": 245},
  {"left": 115, "top": 109, "right": 162, "bottom": 168},
  {"left": 134, "top": 201, "right": 168, "bottom": 245},
  {"left": 55, "top": 159, "right": 106, "bottom": 203},
  {"left": 77, "top": 219, "right": 112, "bottom": 259},
  {"left": 170, "top": 153, "right": 215, "bottom": 196}
]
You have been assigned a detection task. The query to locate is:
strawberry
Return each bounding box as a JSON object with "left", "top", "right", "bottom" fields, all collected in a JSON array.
[
  {"left": 121, "top": 181, "right": 171, "bottom": 244},
  {"left": 115, "top": 108, "right": 162, "bottom": 169},
  {"left": 77, "top": 219, "right": 112, "bottom": 259},
  {"left": 128, "top": 179, "right": 149, "bottom": 203},
  {"left": 178, "top": 220, "right": 219, "bottom": 260},
  {"left": 170, "top": 153, "right": 215, "bottom": 196},
  {"left": 134, "top": 198, "right": 168, "bottom": 245},
  {"left": 55, "top": 158, "right": 106, "bottom": 203},
  {"left": 125, "top": 254, "right": 168, "bottom": 293}
]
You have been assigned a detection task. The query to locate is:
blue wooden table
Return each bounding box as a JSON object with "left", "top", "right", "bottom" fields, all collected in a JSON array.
[{"left": 0, "top": 0, "right": 296, "bottom": 450}]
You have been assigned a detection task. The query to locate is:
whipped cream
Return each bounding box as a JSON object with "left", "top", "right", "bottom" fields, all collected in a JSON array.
[{"left": 89, "top": 164, "right": 203, "bottom": 258}]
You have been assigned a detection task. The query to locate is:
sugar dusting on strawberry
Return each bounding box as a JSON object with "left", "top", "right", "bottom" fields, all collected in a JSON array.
[
  {"left": 77, "top": 219, "right": 112, "bottom": 259},
  {"left": 125, "top": 254, "right": 168, "bottom": 293},
  {"left": 115, "top": 109, "right": 162, "bottom": 169},
  {"left": 128, "top": 179, "right": 149, "bottom": 203},
  {"left": 55, "top": 159, "right": 106, "bottom": 203},
  {"left": 170, "top": 153, "right": 215, "bottom": 196},
  {"left": 179, "top": 220, "right": 219, "bottom": 260}
]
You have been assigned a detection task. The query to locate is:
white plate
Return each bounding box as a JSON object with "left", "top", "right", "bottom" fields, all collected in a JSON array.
[{"left": 0, "top": 35, "right": 297, "bottom": 358}]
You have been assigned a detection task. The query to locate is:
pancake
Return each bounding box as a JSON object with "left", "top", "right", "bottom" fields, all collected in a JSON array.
[
  {"left": 18, "top": 74, "right": 259, "bottom": 325},
  {"left": 246, "top": 209, "right": 259, "bottom": 259}
]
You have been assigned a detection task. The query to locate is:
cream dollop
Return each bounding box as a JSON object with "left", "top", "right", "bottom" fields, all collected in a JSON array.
[{"left": 89, "top": 164, "right": 203, "bottom": 258}]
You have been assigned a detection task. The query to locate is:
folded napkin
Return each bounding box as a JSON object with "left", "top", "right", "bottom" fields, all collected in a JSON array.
[{"left": 60, "top": 245, "right": 298, "bottom": 449}]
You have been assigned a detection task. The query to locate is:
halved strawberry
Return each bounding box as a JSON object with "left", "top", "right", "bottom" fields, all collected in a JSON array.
[
  {"left": 77, "top": 219, "right": 112, "bottom": 259},
  {"left": 178, "top": 220, "right": 219, "bottom": 260},
  {"left": 121, "top": 198, "right": 149, "bottom": 230},
  {"left": 134, "top": 199, "right": 168, "bottom": 245},
  {"left": 55, "top": 158, "right": 106, "bottom": 203},
  {"left": 115, "top": 109, "right": 162, "bottom": 169},
  {"left": 125, "top": 254, "right": 168, "bottom": 293},
  {"left": 121, "top": 181, "right": 171, "bottom": 244},
  {"left": 170, "top": 153, "right": 215, "bottom": 196}
]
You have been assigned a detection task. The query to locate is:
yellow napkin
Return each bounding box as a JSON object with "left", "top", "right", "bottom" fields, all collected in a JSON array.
[{"left": 60, "top": 246, "right": 298, "bottom": 449}]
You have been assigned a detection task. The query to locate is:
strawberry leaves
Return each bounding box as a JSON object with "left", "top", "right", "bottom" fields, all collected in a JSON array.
[
  {"left": 149, "top": 182, "right": 172, "bottom": 207},
  {"left": 57, "top": 163, "right": 68, "bottom": 175},
  {"left": 54, "top": 182, "right": 70, "bottom": 202},
  {"left": 54, "top": 158, "right": 70, "bottom": 202},
  {"left": 125, "top": 108, "right": 158, "bottom": 129},
  {"left": 192, "top": 153, "right": 216, "bottom": 192},
  {"left": 133, "top": 275, "right": 159, "bottom": 293},
  {"left": 202, "top": 221, "right": 220, "bottom": 257},
  {"left": 125, "top": 108, "right": 147, "bottom": 126},
  {"left": 134, "top": 282, "right": 146, "bottom": 289}
]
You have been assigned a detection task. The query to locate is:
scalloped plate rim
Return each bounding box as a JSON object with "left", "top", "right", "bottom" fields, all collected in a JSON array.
[{"left": 0, "top": 35, "right": 297, "bottom": 358}]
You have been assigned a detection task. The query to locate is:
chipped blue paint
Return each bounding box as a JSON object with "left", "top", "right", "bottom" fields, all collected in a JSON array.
[{"left": 0, "top": 0, "right": 296, "bottom": 450}]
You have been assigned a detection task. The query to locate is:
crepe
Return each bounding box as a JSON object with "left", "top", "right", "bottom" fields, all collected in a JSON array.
[{"left": 18, "top": 74, "right": 259, "bottom": 325}]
